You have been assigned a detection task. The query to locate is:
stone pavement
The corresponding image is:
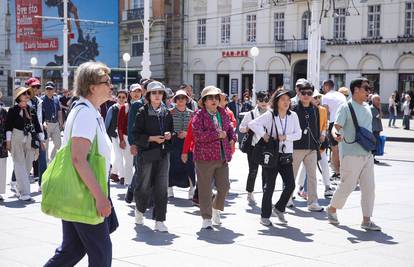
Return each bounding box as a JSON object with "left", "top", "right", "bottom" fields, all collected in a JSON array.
[
  {"left": 381, "top": 118, "right": 414, "bottom": 142},
  {"left": 1, "top": 141, "right": 414, "bottom": 267}
]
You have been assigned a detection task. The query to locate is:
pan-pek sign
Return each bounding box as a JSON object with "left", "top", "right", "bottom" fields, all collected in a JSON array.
[{"left": 15, "top": 0, "right": 59, "bottom": 51}]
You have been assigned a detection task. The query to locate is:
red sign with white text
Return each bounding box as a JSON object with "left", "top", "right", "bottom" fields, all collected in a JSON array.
[
  {"left": 15, "top": 0, "right": 43, "bottom": 43},
  {"left": 24, "top": 38, "right": 59, "bottom": 51},
  {"left": 222, "top": 50, "right": 249, "bottom": 58}
]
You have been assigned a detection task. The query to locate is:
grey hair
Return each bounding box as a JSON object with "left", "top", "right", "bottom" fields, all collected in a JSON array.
[
  {"left": 372, "top": 94, "right": 380, "bottom": 101},
  {"left": 74, "top": 61, "right": 110, "bottom": 97}
]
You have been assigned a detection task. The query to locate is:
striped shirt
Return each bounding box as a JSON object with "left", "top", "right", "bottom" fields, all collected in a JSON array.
[{"left": 170, "top": 107, "right": 193, "bottom": 132}]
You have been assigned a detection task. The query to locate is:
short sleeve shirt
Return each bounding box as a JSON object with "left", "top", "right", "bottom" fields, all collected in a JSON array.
[
  {"left": 42, "top": 95, "right": 61, "bottom": 122},
  {"left": 322, "top": 90, "right": 347, "bottom": 122},
  {"left": 63, "top": 97, "right": 112, "bottom": 179},
  {"left": 335, "top": 99, "right": 373, "bottom": 158}
]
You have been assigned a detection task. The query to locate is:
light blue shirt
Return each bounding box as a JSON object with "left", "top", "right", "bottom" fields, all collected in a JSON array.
[{"left": 335, "top": 99, "right": 373, "bottom": 158}]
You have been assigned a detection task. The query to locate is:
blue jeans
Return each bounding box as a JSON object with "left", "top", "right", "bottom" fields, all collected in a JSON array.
[
  {"left": 403, "top": 115, "right": 410, "bottom": 129},
  {"left": 388, "top": 112, "right": 396, "bottom": 127},
  {"left": 38, "top": 148, "right": 47, "bottom": 185}
]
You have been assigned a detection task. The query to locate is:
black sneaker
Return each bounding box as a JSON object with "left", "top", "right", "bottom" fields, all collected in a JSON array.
[{"left": 125, "top": 189, "right": 134, "bottom": 204}]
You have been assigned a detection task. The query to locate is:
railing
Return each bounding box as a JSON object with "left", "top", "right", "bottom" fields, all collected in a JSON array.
[
  {"left": 274, "top": 39, "right": 326, "bottom": 53},
  {"left": 122, "top": 8, "right": 144, "bottom": 21}
]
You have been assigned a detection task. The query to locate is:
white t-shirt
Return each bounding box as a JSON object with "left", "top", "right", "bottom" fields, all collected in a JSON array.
[
  {"left": 321, "top": 90, "right": 347, "bottom": 122},
  {"left": 63, "top": 97, "right": 112, "bottom": 179}
]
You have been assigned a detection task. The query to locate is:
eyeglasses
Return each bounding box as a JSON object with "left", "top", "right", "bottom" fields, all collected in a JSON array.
[
  {"left": 300, "top": 91, "right": 313, "bottom": 96},
  {"left": 150, "top": 91, "right": 164, "bottom": 95},
  {"left": 206, "top": 95, "right": 220, "bottom": 101},
  {"left": 175, "top": 96, "right": 187, "bottom": 101},
  {"left": 98, "top": 79, "right": 112, "bottom": 86}
]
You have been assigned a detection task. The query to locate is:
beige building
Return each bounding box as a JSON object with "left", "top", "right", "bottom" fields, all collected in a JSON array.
[
  {"left": 183, "top": 0, "right": 414, "bottom": 102},
  {"left": 0, "top": 0, "right": 11, "bottom": 101},
  {"left": 119, "top": 0, "right": 184, "bottom": 90}
]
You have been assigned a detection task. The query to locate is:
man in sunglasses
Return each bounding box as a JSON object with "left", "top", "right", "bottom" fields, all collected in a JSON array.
[{"left": 290, "top": 79, "right": 324, "bottom": 212}]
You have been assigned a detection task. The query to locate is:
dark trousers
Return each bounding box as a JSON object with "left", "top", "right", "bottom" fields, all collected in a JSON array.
[
  {"left": 403, "top": 115, "right": 410, "bottom": 129},
  {"left": 245, "top": 150, "right": 261, "bottom": 193},
  {"left": 36, "top": 148, "right": 47, "bottom": 185},
  {"left": 127, "top": 155, "right": 141, "bottom": 197},
  {"left": 44, "top": 220, "right": 112, "bottom": 267},
  {"left": 261, "top": 163, "right": 295, "bottom": 218},
  {"left": 134, "top": 153, "right": 170, "bottom": 221}
]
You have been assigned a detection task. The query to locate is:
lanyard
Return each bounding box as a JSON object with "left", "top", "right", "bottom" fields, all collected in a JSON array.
[{"left": 279, "top": 116, "right": 287, "bottom": 135}]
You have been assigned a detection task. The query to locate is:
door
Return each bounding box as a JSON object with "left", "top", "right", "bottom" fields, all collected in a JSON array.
[
  {"left": 268, "top": 74, "right": 284, "bottom": 93},
  {"left": 217, "top": 74, "right": 230, "bottom": 95},
  {"left": 241, "top": 74, "right": 253, "bottom": 97}
]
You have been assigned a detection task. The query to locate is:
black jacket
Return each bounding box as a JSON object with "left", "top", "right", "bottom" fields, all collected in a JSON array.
[
  {"left": 132, "top": 104, "right": 173, "bottom": 152},
  {"left": 291, "top": 101, "right": 320, "bottom": 150},
  {"left": 106, "top": 105, "right": 120, "bottom": 138}
]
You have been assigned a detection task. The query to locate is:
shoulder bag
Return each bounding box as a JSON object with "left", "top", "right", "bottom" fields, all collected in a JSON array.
[
  {"left": 240, "top": 111, "right": 255, "bottom": 154},
  {"left": 252, "top": 112, "right": 279, "bottom": 168}
]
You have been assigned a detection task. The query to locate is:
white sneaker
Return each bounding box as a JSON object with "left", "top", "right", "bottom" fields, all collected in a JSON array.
[
  {"left": 155, "top": 221, "right": 168, "bottom": 232},
  {"left": 167, "top": 187, "right": 174, "bottom": 198},
  {"left": 308, "top": 202, "right": 324, "bottom": 212},
  {"left": 202, "top": 219, "right": 213, "bottom": 229},
  {"left": 260, "top": 218, "right": 272, "bottom": 226},
  {"left": 286, "top": 199, "right": 295, "bottom": 208},
  {"left": 247, "top": 192, "right": 256, "bottom": 204},
  {"left": 19, "top": 195, "right": 32, "bottom": 201},
  {"left": 135, "top": 208, "right": 144, "bottom": 225},
  {"left": 10, "top": 181, "right": 17, "bottom": 193},
  {"left": 272, "top": 207, "right": 288, "bottom": 225},
  {"left": 188, "top": 186, "right": 195, "bottom": 200},
  {"left": 212, "top": 208, "right": 221, "bottom": 225}
]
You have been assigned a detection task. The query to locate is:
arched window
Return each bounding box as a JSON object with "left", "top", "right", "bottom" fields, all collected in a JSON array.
[{"left": 302, "top": 11, "right": 310, "bottom": 39}]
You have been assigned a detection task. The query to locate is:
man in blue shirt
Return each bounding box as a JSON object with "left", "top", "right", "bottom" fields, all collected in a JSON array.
[
  {"left": 42, "top": 81, "right": 63, "bottom": 162},
  {"left": 327, "top": 77, "right": 381, "bottom": 231}
]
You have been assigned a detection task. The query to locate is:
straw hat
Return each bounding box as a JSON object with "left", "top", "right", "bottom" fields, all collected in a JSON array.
[{"left": 14, "top": 87, "right": 32, "bottom": 102}]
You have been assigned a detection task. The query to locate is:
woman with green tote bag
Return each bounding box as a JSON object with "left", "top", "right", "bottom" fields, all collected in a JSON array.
[{"left": 43, "top": 62, "right": 114, "bottom": 267}]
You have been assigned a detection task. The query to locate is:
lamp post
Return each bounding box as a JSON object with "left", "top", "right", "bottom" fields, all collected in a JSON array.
[
  {"left": 30, "top": 57, "right": 38, "bottom": 77},
  {"left": 250, "top": 46, "right": 260, "bottom": 103},
  {"left": 141, "top": 0, "right": 152, "bottom": 79},
  {"left": 123, "top": 52, "right": 131, "bottom": 90}
]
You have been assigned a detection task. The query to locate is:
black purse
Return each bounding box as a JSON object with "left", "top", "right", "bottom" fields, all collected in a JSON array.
[
  {"left": 252, "top": 113, "right": 279, "bottom": 168},
  {"left": 240, "top": 111, "right": 255, "bottom": 154}
]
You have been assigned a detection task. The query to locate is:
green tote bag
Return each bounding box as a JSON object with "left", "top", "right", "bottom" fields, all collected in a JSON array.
[{"left": 41, "top": 106, "right": 108, "bottom": 225}]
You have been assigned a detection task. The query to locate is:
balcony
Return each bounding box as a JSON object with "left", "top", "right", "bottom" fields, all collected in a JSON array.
[
  {"left": 274, "top": 39, "right": 326, "bottom": 54},
  {"left": 122, "top": 8, "right": 144, "bottom": 21}
]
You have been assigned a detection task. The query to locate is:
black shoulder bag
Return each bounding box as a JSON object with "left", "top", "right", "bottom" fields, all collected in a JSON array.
[
  {"left": 252, "top": 112, "right": 279, "bottom": 168},
  {"left": 240, "top": 111, "right": 255, "bottom": 154},
  {"left": 344, "top": 102, "right": 377, "bottom": 152}
]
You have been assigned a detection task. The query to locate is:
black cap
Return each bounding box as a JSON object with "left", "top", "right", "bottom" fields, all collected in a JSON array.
[
  {"left": 296, "top": 79, "right": 313, "bottom": 91},
  {"left": 322, "top": 79, "right": 335, "bottom": 88}
]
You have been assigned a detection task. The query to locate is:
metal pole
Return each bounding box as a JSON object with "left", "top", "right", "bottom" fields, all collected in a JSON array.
[
  {"left": 63, "top": 0, "right": 69, "bottom": 90},
  {"left": 141, "top": 0, "right": 152, "bottom": 79},
  {"left": 252, "top": 56, "right": 256, "bottom": 103},
  {"left": 307, "top": 0, "right": 321, "bottom": 88},
  {"left": 125, "top": 62, "right": 128, "bottom": 90}
]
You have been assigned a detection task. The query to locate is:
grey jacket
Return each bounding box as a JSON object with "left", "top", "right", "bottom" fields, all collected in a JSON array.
[{"left": 370, "top": 105, "right": 383, "bottom": 132}]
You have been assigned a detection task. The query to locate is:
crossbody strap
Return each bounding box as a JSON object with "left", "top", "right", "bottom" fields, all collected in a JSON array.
[{"left": 343, "top": 102, "right": 359, "bottom": 144}]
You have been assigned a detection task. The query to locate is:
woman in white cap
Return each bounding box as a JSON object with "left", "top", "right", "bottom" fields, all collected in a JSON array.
[
  {"left": 0, "top": 90, "right": 8, "bottom": 201},
  {"left": 117, "top": 84, "right": 143, "bottom": 185},
  {"left": 132, "top": 81, "right": 173, "bottom": 232},
  {"left": 167, "top": 89, "right": 195, "bottom": 199},
  {"left": 192, "top": 86, "right": 237, "bottom": 229},
  {"left": 5, "top": 87, "right": 44, "bottom": 201}
]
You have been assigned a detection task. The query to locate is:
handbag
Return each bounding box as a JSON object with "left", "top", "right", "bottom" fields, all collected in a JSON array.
[
  {"left": 344, "top": 102, "right": 377, "bottom": 152},
  {"left": 240, "top": 111, "right": 255, "bottom": 154},
  {"left": 252, "top": 113, "right": 279, "bottom": 168},
  {"left": 41, "top": 104, "right": 108, "bottom": 225},
  {"left": 374, "top": 135, "right": 386, "bottom": 156}
]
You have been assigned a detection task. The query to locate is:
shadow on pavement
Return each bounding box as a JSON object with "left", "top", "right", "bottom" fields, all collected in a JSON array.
[
  {"left": 259, "top": 225, "right": 314, "bottom": 242},
  {"left": 196, "top": 226, "right": 244, "bottom": 244},
  {"left": 168, "top": 197, "right": 194, "bottom": 208},
  {"left": 336, "top": 225, "right": 398, "bottom": 245},
  {"left": 246, "top": 204, "right": 261, "bottom": 215},
  {"left": 133, "top": 225, "right": 179, "bottom": 246},
  {"left": 0, "top": 198, "right": 37, "bottom": 208}
]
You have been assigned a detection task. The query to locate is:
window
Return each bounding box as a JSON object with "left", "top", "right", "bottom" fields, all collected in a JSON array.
[
  {"left": 333, "top": 8, "right": 346, "bottom": 39},
  {"left": 268, "top": 74, "right": 284, "bottom": 93},
  {"left": 362, "top": 73, "right": 380, "bottom": 94},
  {"left": 197, "top": 18, "right": 206, "bottom": 45},
  {"left": 329, "top": 73, "right": 346, "bottom": 89},
  {"left": 398, "top": 73, "right": 414, "bottom": 94},
  {"left": 368, "top": 5, "right": 381, "bottom": 37},
  {"left": 246, "top": 14, "right": 256, "bottom": 43},
  {"left": 221, "top": 16, "right": 231, "bottom": 44},
  {"left": 131, "top": 0, "right": 144, "bottom": 9},
  {"left": 132, "top": 34, "right": 144, "bottom": 57},
  {"left": 302, "top": 11, "right": 310, "bottom": 39},
  {"left": 274, "top": 13, "right": 284, "bottom": 41},
  {"left": 193, "top": 74, "right": 205, "bottom": 97},
  {"left": 405, "top": 2, "right": 414, "bottom": 35}
]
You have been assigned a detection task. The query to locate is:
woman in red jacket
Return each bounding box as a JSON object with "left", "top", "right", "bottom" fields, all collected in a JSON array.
[{"left": 117, "top": 84, "right": 143, "bottom": 185}]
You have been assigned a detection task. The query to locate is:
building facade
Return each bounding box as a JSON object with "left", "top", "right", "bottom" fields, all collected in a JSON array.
[
  {"left": 183, "top": 0, "right": 414, "bottom": 102},
  {"left": 0, "top": 0, "right": 12, "bottom": 101},
  {"left": 119, "top": 0, "right": 184, "bottom": 90}
]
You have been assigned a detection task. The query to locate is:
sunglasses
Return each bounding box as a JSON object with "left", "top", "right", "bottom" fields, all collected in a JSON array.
[
  {"left": 151, "top": 91, "right": 164, "bottom": 95},
  {"left": 98, "top": 79, "right": 112, "bottom": 86},
  {"left": 32, "top": 85, "right": 41, "bottom": 89},
  {"left": 21, "top": 91, "right": 30, "bottom": 96},
  {"left": 361, "top": 85, "right": 372, "bottom": 92},
  {"left": 175, "top": 96, "right": 187, "bottom": 101},
  {"left": 206, "top": 95, "right": 220, "bottom": 101},
  {"left": 257, "top": 98, "right": 269, "bottom": 103},
  {"left": 300, "top": 90, "right": 313, "bottom": 96}
]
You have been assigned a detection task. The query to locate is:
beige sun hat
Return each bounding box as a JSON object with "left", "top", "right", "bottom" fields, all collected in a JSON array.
[
  {"left": 198, "top": 86, "right": 222, "bottom": 107},
  {"left": 172, "top": 89, "right": 191, "bottom": 102},
  {"left": 14, "top": 87, "right": 32, "bottom": 102}
]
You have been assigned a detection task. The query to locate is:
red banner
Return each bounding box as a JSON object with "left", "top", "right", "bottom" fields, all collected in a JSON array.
[
  {"left": 222, "top": 50, "right": 249, "bottom": 58},
  {"left": 24, "top": 38, "right": 59, "bottom": 51},
  {"left": 15, "top": 0, "right": 43, "bottom": 43}
]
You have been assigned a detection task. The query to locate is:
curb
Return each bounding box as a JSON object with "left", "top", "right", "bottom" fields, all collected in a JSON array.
[{"left": 387, "top": 137, "right": 414, "bottom": 142}]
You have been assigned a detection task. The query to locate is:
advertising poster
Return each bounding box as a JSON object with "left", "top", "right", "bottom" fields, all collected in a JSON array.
[{"left": 11, "top": 0, "right": 119, "bottom": 84}]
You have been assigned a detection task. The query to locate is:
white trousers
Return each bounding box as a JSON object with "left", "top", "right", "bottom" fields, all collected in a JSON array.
[
  {"left": 0, "top": 157, "right": 7, "bottom": 194},
  {"left": 45, "top": 122, "right": 61, "bottom": 162},
  {"left": 110, "top": 137, "right": 123, "bottom": 176},
  {"left": 119, "top": 135, "right": 134, "bottom": 185},
  {"left": 11, "top": 129, "right": 36, "bottom": 196},
  {"left": 330, "top": 154, "right": 375, "bottom": 217}
]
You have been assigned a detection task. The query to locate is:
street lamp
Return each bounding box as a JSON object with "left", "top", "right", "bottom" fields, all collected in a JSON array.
[
  {"left": 30, "top": 57, "right": 38, "bottom": 77},
  {"left": 122, "top": 52, "right": 131, "bottom": 90},
  {"left": 250, "top": 46, "right": 260, "bottom": 103}
]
